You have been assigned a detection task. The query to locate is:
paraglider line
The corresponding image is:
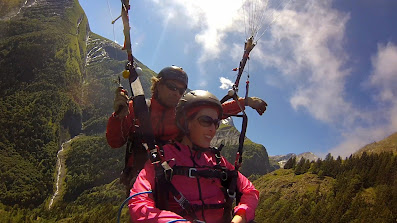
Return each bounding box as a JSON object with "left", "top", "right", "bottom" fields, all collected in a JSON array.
[
  {"left": 117, "top": 190, "right": 152, "bottom": 223},
  {"left": 167, "top": 220, "right": 189, "bottom": 223}
]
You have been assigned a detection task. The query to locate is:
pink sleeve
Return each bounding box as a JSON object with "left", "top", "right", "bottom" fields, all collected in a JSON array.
[
  {"left": 105, "top": 101, "right": 135, "bottom": 148},
  {"left": 223, "top": 158, "right": 259, "bottom": 222},
  {"left": 128, "top": 161, "right": 190, "bottom": 223},
  {"left": 233, "top": 171, "right": 259, "bottom": 221},
  {"left": 221, "top": 98, "right": 246, "bottom": 119}
]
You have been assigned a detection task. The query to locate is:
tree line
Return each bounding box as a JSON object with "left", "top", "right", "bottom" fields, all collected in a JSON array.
[{"left": 255, "top": 152, "right": 397, "bottom": 222}]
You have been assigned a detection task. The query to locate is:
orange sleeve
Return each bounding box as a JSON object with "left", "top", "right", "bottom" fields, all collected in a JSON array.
[
  {"left": 106, "top": 100, "right": 135, "bottom": 148},
  {"left": 221, "top": 98, "right": 246, "bottom": 119}
]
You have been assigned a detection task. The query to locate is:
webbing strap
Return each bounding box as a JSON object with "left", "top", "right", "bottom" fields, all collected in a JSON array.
[
  {"left": 155, "top": 165, "right": 199, "bottom": 221},
  {"left": 172, "top": 167, "right": 232, "bottom": 181},
  {"left": 180, "top": 203, "right": 226, "bottom": 217},
  {"left": 190, "top": 203, "right": 226, "bottom": 211}
]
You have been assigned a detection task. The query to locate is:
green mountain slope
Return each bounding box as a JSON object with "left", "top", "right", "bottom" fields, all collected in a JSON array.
[
  {"left": 355, "top": 132, "right": 397, "bottom": 156},
  {"left": 0, "top": 0, "right": 89, "bottom": 209},
  {"left": 81, "top": 31, "right": 156, "bottom": 136},
  {"left": 0, "top": 0, "right": 156, "bottom": 221},
  {"left": 254, "top": 147, "right": 397, "bottom": 222}
]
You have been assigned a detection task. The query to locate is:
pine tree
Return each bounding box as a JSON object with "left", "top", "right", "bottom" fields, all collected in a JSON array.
[
  {"left": 294, "top": 157, "right": 306, "bottom": 175},
  {"left": 284, "top": 156, "right": 296, "bottom": 169}
]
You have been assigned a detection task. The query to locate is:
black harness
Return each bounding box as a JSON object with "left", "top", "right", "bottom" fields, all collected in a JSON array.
[{"left": 154, "top": 143, "right": 241, "bottom": 222}]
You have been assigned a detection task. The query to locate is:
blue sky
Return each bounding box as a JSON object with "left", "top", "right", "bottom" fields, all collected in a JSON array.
[{"left": 79, "top": 0, "right": 397, "bottom": 158}]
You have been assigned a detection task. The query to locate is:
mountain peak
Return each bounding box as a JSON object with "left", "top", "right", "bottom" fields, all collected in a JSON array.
[
  {"left": 221, "top": 117, "right": 234, "bottom": 127},
  {"left": 269, "top": 152, "right": 320, "bottom": 168}
]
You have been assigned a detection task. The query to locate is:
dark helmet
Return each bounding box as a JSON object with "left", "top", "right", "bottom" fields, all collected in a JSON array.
[
  {"left": 176, "top": 90, "right": 223, "bottom": 134},
  {"left": 158, "top": 65, "right": 188, "bottom": 87}
]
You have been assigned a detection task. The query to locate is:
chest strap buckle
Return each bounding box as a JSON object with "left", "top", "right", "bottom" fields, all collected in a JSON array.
[{"left": 188, "top": 168, "right": 197, "bottom": 178}]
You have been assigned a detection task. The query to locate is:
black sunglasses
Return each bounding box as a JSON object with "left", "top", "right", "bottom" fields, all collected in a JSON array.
[
  {"left": 164, "top": 81, "right": 186, "bottom": 95},
  {"left": 196, "top": 115, "right": 221, "bottom": 129}
]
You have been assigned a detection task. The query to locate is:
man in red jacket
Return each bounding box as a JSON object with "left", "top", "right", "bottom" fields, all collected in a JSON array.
[{"left": 106, "top": 65, "right": 267, "bottom": 190}]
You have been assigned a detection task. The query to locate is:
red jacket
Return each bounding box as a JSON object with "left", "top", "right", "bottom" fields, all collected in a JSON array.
[
  {"left": 106, "top": 97, "right": 245, "bottom": 148},
  {"left": 128, "top": 142, "right": 259, "bottom": 223}
]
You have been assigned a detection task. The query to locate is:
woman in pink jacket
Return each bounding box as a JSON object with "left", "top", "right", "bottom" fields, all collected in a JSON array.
[{"left": 128, "top": 90, "right": 259, "bottom": 223}]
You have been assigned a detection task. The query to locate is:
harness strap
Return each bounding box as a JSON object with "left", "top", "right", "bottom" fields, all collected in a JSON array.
[
  {"left": 190, "top": 203, "right": 226, "bottom": 211},
  {"left": 180, "top": 203, "right": 226, "bottom": 217},
  {"left": 155, "top": 164, "right": 200, "bottom": 221},
  {"left": 172, "top": 166, "right": 231, "bottom": 181}
]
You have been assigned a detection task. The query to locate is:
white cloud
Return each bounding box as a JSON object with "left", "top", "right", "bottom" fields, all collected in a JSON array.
[
  {"left": 329, "top": 42, "right": 397, "bottom": 157},
  {"left": 149, "top": 0, "right": 243, "bottom": 62},
  {"left": 154, "top": 0, "right": 358, "bottom": 126},
  {"left": 369, "top": 42, "right": 397, "bottom": 102},
  {"left": 148, "top": 0, "right": 397, "bottom": 157},
  {"left": 328, "top": 127, "right": 389, "bottom": 158},
  {"left": 219, "top": 77, "right": 234, "bottom": 90},
  {"left": 255, "top": 0, "right": 358, "bottom": 125}
]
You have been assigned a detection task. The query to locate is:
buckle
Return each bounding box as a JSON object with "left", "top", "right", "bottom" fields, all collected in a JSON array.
[
  {"left": 164, "top": 168, "right": 173, "bottom": 181},
  {"left": 174, "top": 193, "right": 189, "bottom": 208},
  {"left": 161, "top": 161, "right": 173, "bottom": 181},
  {"left": 227, "top": 189, "right": 236, "bottom": 199},
  {"left": 221, "top": 171, "right": 228, "bottom": 181},
  {"left": 188, "top": 168, "right": 197, "bottom": 178}
]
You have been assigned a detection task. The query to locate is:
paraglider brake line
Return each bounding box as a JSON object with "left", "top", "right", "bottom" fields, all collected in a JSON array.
[
  {"left": 167, "top": 220, "right": 189, "bottom": 223},
  {"left": 116, "top": 190, "right": 189, "bottom": 223},
  {"left": 117, "top": 190, "right": 152, "bottom": 223}
]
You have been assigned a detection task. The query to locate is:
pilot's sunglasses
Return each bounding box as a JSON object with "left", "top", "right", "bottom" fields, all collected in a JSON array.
[
  {"left": 164, "top": 82, "right": 186, "bottom": 95},
  {"left": 197, "top": 115, "right": 221, "bottom": 129}
]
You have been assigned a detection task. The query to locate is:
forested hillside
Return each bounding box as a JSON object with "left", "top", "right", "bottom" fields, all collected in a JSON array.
[
  {"left": 0, "top": 0, "right": 89, "bottom": 210},
  {"left": 254, "top": 149, "right": 397, "bottom": 222},
  {"left": 0, "top": 0, "right": 155, "bottom": 221}
]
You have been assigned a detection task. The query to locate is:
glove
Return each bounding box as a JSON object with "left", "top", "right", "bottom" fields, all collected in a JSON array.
[
  {"left": 246, "top": 96, "right": 267, "bottom": 115},
  {"left": 113, "top": 87, "right": 129, "bottom": 118}
]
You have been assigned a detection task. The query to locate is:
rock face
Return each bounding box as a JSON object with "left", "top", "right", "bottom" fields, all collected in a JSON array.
[
  {"left": 270, "top": 152, "right": 320, "bottom": 168},
  {"left": 86, "top": 36, "right": 124, "bottom": 66},
  {"left": 1, "top": 0, "right": 74, "bottom": 20},
  {"left": 211, "top": 117, "right": 244, "bottom": 147},
  {"left": 209, "top": 117, "right": 275, "bottom": 176}
]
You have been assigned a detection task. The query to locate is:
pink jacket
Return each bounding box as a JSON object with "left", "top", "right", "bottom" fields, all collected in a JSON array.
[{"left": 128, "top": 142, "right": 259, "bottom": 223}]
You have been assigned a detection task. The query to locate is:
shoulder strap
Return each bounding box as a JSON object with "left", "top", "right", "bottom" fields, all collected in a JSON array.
[{"left": 154, "top": 161, "right": 201, "bottom": 221}]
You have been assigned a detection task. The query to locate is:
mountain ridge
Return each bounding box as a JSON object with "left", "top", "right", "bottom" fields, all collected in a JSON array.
[
  {"left": 270, "top": 152, "right": 320, "bottom": 168},
  {"left": 354, "top": 131, "right": 397, "bottom": 156}
]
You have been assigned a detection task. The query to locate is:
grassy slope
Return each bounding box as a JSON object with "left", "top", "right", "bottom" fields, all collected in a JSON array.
[
  {"left": 355, "top": 132, "right": 397, "bottom": 156},
  {"left": 254, "top": 169, "right": 335, "bottom": 222}
]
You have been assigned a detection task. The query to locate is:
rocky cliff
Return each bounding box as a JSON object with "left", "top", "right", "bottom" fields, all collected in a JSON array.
[
  {"left": 210, "top": 117, "right": 275, "bottom": 176},
  {"left": 270, "top": 152, "right": 320, "bottom": 168},
  {"left": 210, "top": 117, "right": 242, "bottom": 147}
]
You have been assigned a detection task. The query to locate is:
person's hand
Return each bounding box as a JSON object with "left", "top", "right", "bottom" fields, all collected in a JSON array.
[
  {"left": 246, "top": 96, "right": 267, "bottom": 115},
  {"left": 113, "top": 87, "right": 129, "bottom": 118},
  {"left": 231, "top": 213, "right": 246, "bottom": 223}
]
